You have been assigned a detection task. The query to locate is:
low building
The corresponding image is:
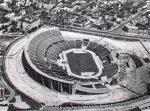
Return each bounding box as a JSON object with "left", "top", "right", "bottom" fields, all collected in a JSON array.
[
  {"left": 123, "top": 23, "right": 150, "bottom": 35},
  {"left": 17, "top": 17, "right": 41, "bottom": 32},
  {"left": 34, "top": 0, "right": 56, "bottom": 10}
]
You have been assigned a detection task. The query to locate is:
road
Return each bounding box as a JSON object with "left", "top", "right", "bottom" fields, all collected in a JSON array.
[{"left": 112, "top": 9, "right": 148, "bottom": 31}]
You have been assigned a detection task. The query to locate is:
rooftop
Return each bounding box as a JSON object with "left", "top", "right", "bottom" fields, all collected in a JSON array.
[{"left": 19, "top": 14, "right": 39, "bottom": 23}]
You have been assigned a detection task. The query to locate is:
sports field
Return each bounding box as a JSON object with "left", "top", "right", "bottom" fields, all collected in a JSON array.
[{"left": 66, "top": 52, "right": 99, "bottom": 75}]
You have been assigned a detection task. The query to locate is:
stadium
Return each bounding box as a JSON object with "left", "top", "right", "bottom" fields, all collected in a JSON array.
[
  {"left": 3, "top": 26, "right": 150, "bottom": 110},
  {"left": 22, "top": 28, "right": 121, "bottom": 95}
]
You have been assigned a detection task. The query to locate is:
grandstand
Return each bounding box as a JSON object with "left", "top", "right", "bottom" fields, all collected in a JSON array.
[
  {"left": 22, "top": 28, "right": 122, "bottom": 95},
  {"left": 129, "top": 54, "right": 143, "bottom": 68}
]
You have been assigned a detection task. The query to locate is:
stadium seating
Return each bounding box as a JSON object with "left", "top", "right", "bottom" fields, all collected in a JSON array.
[
  {"left": 28, "top": 30, "right": 65, "bottom": 76},
  {"left": 61, "top": 41, "right": 70, "bottom": 50},
  {"left": 98, "top": 49, "right": 110, "bottom": 58},
  {"left": 29, "top": 35, "right": 118, "bottom": 83},
  {"left": 50, "top": 64, "right": 67, "bottom": 76},
  {"left": 101, "top": 56, "right": 110, "bottom": 66},
  {"left": 101, "top": 68, "right": 117, "bottom": 79},
  {"left": 46, "top": 45, "right": 62, "bottom": 63},
  {"left": 82, "top": 39, "right": 89, "bottom": 46},
  {"left": 67, "top": 41, "right": 76, "bottom": 49},
  {"left": 86, "top": 42, "right": 98, "bottom": 50},
  {"left": 75, "top": 40, "right": 82, "bottom": 48},
  {"left": 55, "top": 42, "right": 67, "bottom": 52},
  {"left": 129, "top": 54, "right": 143, "bottom": 68},
  {"left": 92, "top": 45, "right": 106, "bottom": 54}
]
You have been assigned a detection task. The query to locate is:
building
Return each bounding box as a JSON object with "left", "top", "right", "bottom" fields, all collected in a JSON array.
[
  {"left": 17, "top": 17, "right": 41, "bottom": 32},
  {"left": 123, "top": 22, "right": 150, "bottom": 35},
  {"left": 34, "top": 0, "right": 57, "bottom": 10},
  {"left": 125, "top": 24, "right": 139, "bottom": 34}
]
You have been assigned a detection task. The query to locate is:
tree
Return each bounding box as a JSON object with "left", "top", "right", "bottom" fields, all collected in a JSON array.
[
  {"left": 0, "top": 16, "right": 9, "bottom": 24},
  {"left": 7, "top": 0, "right": 17, "bottom": 11},
  {"left": 24, "top": 0, "right": 28, "bottom": 6},
  {"left": 41, "top": 10, "right": 48, "bottom": 19}
]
